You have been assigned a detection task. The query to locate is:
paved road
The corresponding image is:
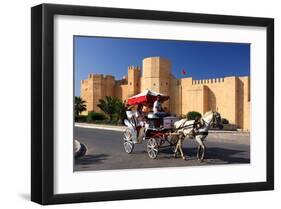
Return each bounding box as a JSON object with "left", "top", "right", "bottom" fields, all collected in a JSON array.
[{"left": 74, "top": 127, "right": 250, "bottom": 171}]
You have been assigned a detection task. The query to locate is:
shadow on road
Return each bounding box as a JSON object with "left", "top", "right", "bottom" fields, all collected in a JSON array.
[
  {"left": 160, "top": 146, "right": 249, "bottom": 164},
  {"left": 183, "top": 147, "right": 249, "bottom": 163},
  {"left": 75, "top": 154, "right": 109, "bottom": 165}
]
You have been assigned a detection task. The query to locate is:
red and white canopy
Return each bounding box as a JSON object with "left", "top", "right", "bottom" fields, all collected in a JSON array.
[{"left": 127, "top": 89, "right": 169, "bottom": 106}]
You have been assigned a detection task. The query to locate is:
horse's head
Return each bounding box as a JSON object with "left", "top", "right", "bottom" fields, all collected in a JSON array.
[
  {"left": 201, "top": 111, "right": 223, "bottom": 130},
  {"left": 212, "top": 111, "right": 223, "bottom": 130}
]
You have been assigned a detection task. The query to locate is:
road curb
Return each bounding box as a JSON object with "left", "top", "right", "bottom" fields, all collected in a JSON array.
[
  {"left": 75, "top": 123, "right": 249, "bottom": 134},
  {"left": 75, "top": 123, "right": 125, "bottom": 132}
]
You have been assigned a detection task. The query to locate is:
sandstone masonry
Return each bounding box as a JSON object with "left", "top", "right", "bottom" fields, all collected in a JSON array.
[{"left": 81, "top": 57, "right": 250, "bottom": 130}]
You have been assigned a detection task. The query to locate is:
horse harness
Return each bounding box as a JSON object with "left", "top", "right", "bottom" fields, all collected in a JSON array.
[
  {"left": 176, "top": 118, "right": 209, "bottom": 137},
  {"left": 192, "top": 118, "right": 208, "bottom": 137}
]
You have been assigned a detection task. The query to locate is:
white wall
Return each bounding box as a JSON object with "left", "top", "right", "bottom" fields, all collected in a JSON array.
[{"left": 0, "top": 0, "right": 279, "bottom": 208}]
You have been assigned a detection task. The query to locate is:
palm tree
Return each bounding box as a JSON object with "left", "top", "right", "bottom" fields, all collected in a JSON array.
[
  {"left": 115, "top": 99, "right": 127, "bottom": 124},
  {"left": 74, "top": 96, "right": 87, "bottom": 118},
  {"left": 97, "top": 96, "right": 118, "bottom": 121}
]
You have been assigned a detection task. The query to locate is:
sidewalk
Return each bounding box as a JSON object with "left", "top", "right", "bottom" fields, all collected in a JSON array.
[
  {"left": 75, "top": 122, "right": 126, "bottom": 132},
  {"left": 75, "top": 122, "right": 249, "bottom": 134}
]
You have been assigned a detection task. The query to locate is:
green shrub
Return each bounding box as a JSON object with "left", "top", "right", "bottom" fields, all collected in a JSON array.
[
  {"left": 75, "top": 115, "right": 87, "bottom": 122},
  {"left": 87, "top": 119, "right": 121, "bottom": 126},
  {"left": 87, "top": 112, "right": 107, "bottom": 122},
  {"left": 186, "top": 111, "right": 202, "bottom": 120},
  {"left": 221, "top": 118, "right": 229, "bottom": 124}
]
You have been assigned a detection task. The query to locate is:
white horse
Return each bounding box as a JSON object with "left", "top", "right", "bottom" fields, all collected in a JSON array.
[{"left": 173, "top": 111, "right": 223, "bottom": 161}]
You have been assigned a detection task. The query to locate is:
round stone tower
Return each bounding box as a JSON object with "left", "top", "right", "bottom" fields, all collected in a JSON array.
[{"left": 141, "top": 57, "right": 171, "bottom": 109}]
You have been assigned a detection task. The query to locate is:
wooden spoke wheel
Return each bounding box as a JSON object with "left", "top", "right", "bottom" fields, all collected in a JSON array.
[
  {"left": 147, "top": 138, "right": 159, "bottom": 159},
  {"left": 123, "top": 128, "right": 134, "bottom": 154}
]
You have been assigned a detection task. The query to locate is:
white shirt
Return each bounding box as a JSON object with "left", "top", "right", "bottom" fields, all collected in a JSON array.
[
  {"left": 153, "top": 100, "right": 161, "bottom": 113},
  {"left": 135, "top": 110, "right": 144, "bottom": 126},
  {"left": 135, "top": 110, "right": 143, "bottom": 120}
]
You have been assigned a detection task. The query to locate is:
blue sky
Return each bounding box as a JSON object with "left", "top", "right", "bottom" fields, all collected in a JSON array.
[{"left": 74, "top": 36, "right": 250, "bottom": 96}]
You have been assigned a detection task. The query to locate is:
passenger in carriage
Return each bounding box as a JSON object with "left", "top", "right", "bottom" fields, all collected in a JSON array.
[
  {"left": 135, "top": 104, "right": 145, "bottom": 126},
  {"left": 142, "top": 105, "right": 150, "bottom": 115},
  {"left": 135, "top": 104, "right": 146, "bottom": 142}
]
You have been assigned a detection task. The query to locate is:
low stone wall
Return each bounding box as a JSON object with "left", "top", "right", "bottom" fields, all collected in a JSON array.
[{"left": 210, "top": 124, "right": 238, "bottom": 131}]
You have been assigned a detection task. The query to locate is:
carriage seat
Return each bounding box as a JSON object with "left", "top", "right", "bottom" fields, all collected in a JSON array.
[
  {"left": 147, "top": 112, "right": 162, "bottom": 129},
  {"left": 147, "top": 112, "right": 161, "bottom": 119},
  {"left": 126, "top": 110, "right": 134, "bottom": 119}
]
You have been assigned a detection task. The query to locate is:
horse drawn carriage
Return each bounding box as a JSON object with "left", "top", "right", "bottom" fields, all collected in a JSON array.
[
  {"left": 123, "top": 90, "right": 179, "bottom": 159},
  {"left": 123, "top": 90, "right": 223, "bottom": 161}
]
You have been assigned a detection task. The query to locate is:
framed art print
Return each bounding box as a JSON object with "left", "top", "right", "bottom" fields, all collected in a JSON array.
[{"left": 31, "top": 3, "right": 274, "bottom": 205}]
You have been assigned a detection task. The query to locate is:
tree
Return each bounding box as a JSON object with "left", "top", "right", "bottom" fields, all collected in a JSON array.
[
  {"left": 87, "top": 111, "right": 106, "bottom": 122},
  {"left": 97, "top": 96, "right": 118, "bottom": 121},
  {"left": 74, "top": 96, "right": 87, "bottom": 118},
  {"left": 115, "top": 100, "right": 127, "bottom": 124}
]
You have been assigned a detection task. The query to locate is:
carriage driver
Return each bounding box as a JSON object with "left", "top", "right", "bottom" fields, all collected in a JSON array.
[{"left": 153, "top": 95, "right": 169, "bottom": 117}]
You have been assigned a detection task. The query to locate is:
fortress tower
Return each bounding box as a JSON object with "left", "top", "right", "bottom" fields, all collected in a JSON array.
[
  {"left": 81, "top": 74, "right": 115, "bottom": 112},
  {"left": 127, "top": 66, "right": 141, "bottom": 97},
  {"left": 141, "top": 57, "right": 171, "bottom": 110}
]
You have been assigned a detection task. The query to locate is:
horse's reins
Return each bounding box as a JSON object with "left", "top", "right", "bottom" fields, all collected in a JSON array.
[{"left": 201, "top": 118, "right": 209, "bottom": 126}]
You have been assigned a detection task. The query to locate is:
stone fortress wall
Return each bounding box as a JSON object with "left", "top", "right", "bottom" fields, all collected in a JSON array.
[{"left": 81, "top": 57, "right": 250, "bottom": 130}]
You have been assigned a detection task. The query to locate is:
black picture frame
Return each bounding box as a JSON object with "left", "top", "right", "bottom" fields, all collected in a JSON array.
[{"left": 31, "top": 3, "right": 274, "bottom": 205}]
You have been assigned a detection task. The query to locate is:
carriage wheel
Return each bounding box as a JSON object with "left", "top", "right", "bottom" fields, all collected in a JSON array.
[
  {"left": 123, "top": 128, "right": 134, "bottom": 153},
  {"left": 147, "top": 138, "right": 159, "bottom": 159}
]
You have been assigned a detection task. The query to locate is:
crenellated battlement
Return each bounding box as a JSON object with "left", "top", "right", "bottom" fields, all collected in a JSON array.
[
  {"left": 87, "top": 73, "right": 116, "bottom": 80},
  {"left": 192, "top": 77, "right": 225, "bottom": 85},
  {"left": 81, "top": 79, "right": 87, "bottom": 84},
  {"left": 128, "top": 65, "right": 141, "bottom": 71},
  {"left": 88, "top": 73, "right": 103, "bottom": 79}
]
